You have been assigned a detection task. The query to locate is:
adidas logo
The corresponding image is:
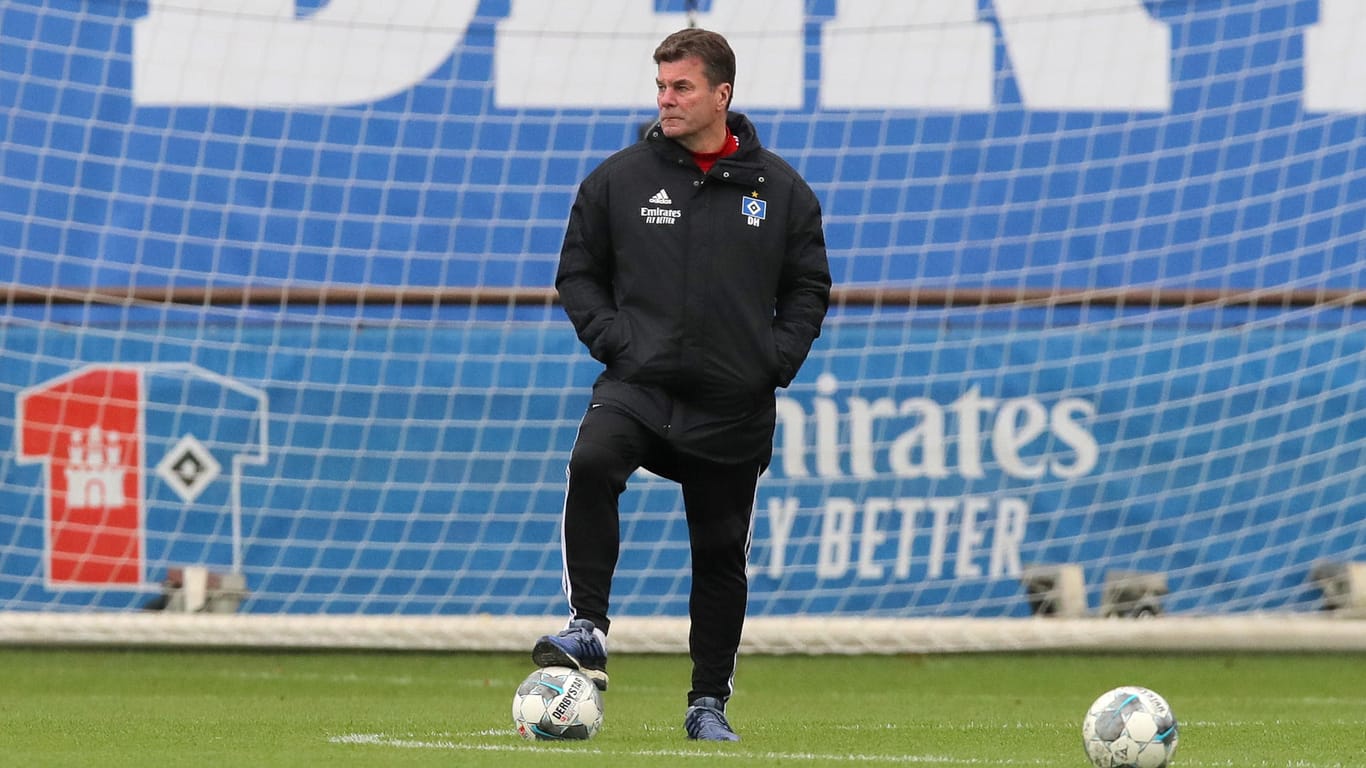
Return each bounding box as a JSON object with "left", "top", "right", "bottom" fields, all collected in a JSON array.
[{"left": 648, "top": 189, "right": 672, "bottom": 205}]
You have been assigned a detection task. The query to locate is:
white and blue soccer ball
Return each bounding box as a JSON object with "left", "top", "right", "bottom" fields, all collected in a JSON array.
[
  {"left": 1081, "top": 686, "right": 1179, "bottom": 768},
  {"left": 512, "top": 666, "right": 604, "bottom": 741}
]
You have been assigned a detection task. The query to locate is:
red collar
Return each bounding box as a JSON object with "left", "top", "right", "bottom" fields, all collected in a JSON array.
[{"left": 691, "top": 126, "right": 739, "bottom": 173}]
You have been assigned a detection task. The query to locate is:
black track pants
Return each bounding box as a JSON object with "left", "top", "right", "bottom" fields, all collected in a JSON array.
[{"left": 560, "top": 404, "right": 761, "bottom": 705}]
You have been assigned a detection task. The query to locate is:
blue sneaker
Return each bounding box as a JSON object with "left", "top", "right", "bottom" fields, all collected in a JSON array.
[
  {"left": 532, "top": 618, "right": 608, "bottom": 691},
  {"left": 685, "top": 697, "right": 740, "bottom": 742}
]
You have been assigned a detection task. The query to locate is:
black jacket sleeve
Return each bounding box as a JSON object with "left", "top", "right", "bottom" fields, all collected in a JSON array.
[
  {"left": 555, "top": 177, "right": 620, "bottom": 363},
  {"left": 771, "top": 179, "right": 831, "bottom": 387}
]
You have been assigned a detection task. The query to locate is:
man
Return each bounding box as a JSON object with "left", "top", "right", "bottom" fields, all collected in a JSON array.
[{"left": 533, "top": 27, "right": 830, "bottom": 742}]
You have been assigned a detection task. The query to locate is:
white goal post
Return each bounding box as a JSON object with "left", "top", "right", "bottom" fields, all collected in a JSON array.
[
  {"left": 2, "top": 1, "right": 1366, "bottom": 654},
  {"left": 3, "top": 613, "right": 1366, "bottom": 654}
]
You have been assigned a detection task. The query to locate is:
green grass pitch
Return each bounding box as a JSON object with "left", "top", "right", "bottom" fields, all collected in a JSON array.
[{"left": 1, "top": 647, "right": 1363, "bottom": 767}]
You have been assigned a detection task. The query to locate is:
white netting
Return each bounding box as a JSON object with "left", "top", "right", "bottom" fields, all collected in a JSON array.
[{"left": 1, "top": 1, "right": 1365, "bottom": 651}]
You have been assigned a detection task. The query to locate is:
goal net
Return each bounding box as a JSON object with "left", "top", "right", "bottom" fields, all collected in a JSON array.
[{"left": 2, "top": 0, "right": 1365, "bottom": 653}]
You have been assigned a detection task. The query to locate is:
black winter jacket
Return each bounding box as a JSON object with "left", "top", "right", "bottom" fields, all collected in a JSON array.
[{"left": 556, "top": 112, "right": 831, "bottom": 464}]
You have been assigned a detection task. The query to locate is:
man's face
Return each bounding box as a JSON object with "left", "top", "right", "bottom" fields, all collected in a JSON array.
[{"left": 656, "top": 56, "right": 729, "bottom": 149}]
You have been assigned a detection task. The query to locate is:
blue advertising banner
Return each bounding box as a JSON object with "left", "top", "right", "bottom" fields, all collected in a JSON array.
[
  {"left": 2, "top": 1, "right": 1366, "bottom": 295},
  {"left": 1, "top": 320, "right": 1362, "bottom": 615}
]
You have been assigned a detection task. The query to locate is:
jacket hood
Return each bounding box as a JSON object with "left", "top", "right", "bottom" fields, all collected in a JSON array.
[{"left": 643, "top": 111, "right": 763, "bottom": 162}]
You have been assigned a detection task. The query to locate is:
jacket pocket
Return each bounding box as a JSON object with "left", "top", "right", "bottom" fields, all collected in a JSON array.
[
  {"left": 592, "top": 313, "right": 633, "bottom": 366},
  {"left": 765, "top": 327, "right": 784, "bottom": 388}
]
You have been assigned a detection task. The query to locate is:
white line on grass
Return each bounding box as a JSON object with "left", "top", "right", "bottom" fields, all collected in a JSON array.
[
  {"left": 330, "top": 733, "right": 1051, "bottom": 765},
  {"left": 330, "top": 733, "right": 1360, "bottom": 768}
]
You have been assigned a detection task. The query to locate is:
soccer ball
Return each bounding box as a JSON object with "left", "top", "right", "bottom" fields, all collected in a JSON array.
[
  {"left": 1081, "top": 686, "right": 1179, "bottom": 768},
  {"left": 512, "top": 666, "right": 604, "bottom": 741}
]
